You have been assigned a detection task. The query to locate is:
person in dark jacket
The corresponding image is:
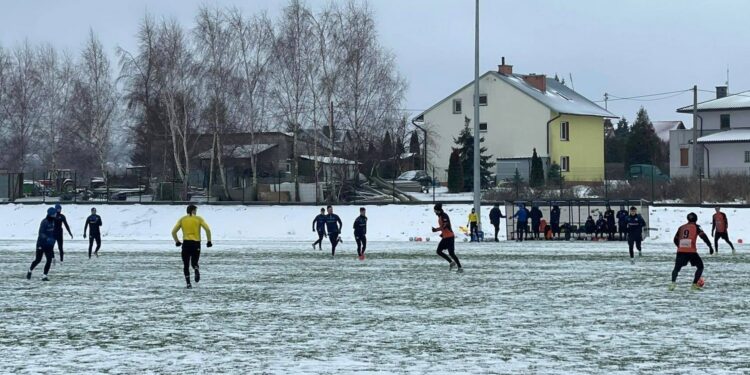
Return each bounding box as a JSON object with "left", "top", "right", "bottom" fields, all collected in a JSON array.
[
  {"left": 489, "top": 204, "right": 505, "bottom": 242},
  {"left": 584, "top": 216, "right": 596, "bottom": 238},
  {"left": 353, "top": 207, "right": 367, "bottom": 260},
  {"left": 595, "top": 214, "right": 607, "bottom": 239},
  {"left": 325, "top": 206, "right": 343, "bottom": 257},
  {"left": 83, "top": 207, "right": 103, "bottom": 258},
  {"left": 53, "top": 203, "right": 73, "bottom": 264},
  {"left": 604, "top": 205, "right": 616, "bottom": 240},
  {"left": 27, "top": 207, "right": 58, "bottom": 281},
  {"left": 626, "top": 206, "right": 647, "bottom": 263},
  {"left": 513, "top": 203, "right": 529, "bottom": 242},
  {"left": 550, "top": 205, "right": 561, "bottom": 238},
  {"left": 616, "top": 205, "right": 628, "bottom": 240},
  {"left": 312, "top": 208, "right": 327, "bottom": 250},
  {"left": 529, "top": 205, "right": 543, "bottom": 240}
]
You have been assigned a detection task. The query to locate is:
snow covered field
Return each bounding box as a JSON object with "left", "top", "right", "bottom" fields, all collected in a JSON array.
[{"left": 2, "top": 239, "right": 749, "bottom": 374}]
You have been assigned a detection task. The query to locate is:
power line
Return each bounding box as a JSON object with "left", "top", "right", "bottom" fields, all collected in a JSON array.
[{"left": 594, "top": 89, "right": 692, "bottom": 103}]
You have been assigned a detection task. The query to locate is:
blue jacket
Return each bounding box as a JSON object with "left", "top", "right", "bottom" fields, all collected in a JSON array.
[
  {"left": 617, "top": 210, "right": 628, "bottom": 227},
  {"left": 325, "top": 214, "right": 342, "bottom": 234},
  {"left": 37, "top": 218, "right": 56, "bottom": 249},
  {"left": 514, "top": 207, "right": 529, "bottom": 222},
  {"left": 626, "top": 214, "right": 646, "bottom": 240},
  {"left": 353, "top": 216, "right": 367, "bottom": 236}
]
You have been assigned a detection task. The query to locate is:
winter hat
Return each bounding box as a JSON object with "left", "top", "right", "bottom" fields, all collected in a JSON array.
[
  {"left": 55, "top": 203, "right": 62, "bottom": 210},
  {"left": 47, "top": 207, "right": 57, "bottom": 217}
]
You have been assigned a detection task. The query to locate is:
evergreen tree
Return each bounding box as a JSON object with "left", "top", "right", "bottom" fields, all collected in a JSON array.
[
  {"left": 547, "top": 162, "right": 564, "bottom": 186},
  {"left": 364, "top": 141, "right": 377, "bottom": 175},
  {"left": 529, "top": 148, "right": 544, "bottom": 187},
  {"left": 447, "top": 148, "right": 464, "bottom": 193},
  {"left": 453, "top": 121, "right": 495, "bottom": 191},
  {"left": 380, "top": 131, "right": 396, "bottom": 178},
  {"left": 625, "top": 108, "right": 660, "bottom": 169},
  {"left": 409, "top": 131, "right": 420, "bottom": 154}
]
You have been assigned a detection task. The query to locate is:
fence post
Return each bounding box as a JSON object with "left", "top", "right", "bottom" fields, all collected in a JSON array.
[
  {"left": 651, "top": 166, "right": 655, "bottom": 202},
  {"left": 139, "top": 168, "right": 142, "bottom": 203},
  {"left": 699, "top": 169, "right": 703, "bottom": 204},
  {"left": 106, "top": 171, "right": 110, "bottom": 204},
  {"left": 278, "top": 171, "right": 281, "bottom": 204},
  {"left": 172, "top": 168, "right": 175, "bottom": 204},
  {"left": 74, "top": 171, "right": 77, "bottom": 203},
  {"left": 432, "top": 166, "right": 436, "bottom": 204}
]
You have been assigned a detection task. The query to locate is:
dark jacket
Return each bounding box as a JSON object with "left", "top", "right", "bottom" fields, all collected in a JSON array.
[
  {"left": 514, "top": 207, "right": 528, "bottom": 222},
  {"left": 85, "top": 214, "right": 103, "bottom": 236},
  {"left": 54, "top": 213, "right": 71, "bottom": 237},
  {"left": 626, "top": 214, "right": 646, "bottom": 240},
  {"left": 550, "top": 206, "right": 561, "bottom": 225},
  {"left": 353, "top": 216, "right": 367, "bottom": 236},
  {"left": 604, "top": 209, "right": 615, "bottom": 227},
  {"left": 596, "top": 217, "right": 607, "bottom": 232},
  {"left": 325, "top": 214, "right": 342, "bottom": 234},
  {"left": 529, "top": 207, "right": 543, "bottom": 224},
  {"left": 617, "top": 210, "right": 628, "bottom": 228},
  {"left": 489, "top": 207, "right": 504, "bottom": 225},
  {"left": 37, "top": 218, "right": 56, "bottom": 249},
  {"left": 584, "top": 218, "right": 595, "bottom": 234},
  {"left": 313, "top": 214, "right": 327, "bottom": 232}
]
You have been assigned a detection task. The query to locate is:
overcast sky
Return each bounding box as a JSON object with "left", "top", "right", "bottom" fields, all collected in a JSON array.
[{"left": 2, "top": 0, "right": 748, "bottom": 126}]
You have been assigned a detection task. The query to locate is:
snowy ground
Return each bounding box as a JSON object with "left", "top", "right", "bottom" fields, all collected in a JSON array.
[{"left": 2, "top": 239, "right": 749, "bottom": 374}]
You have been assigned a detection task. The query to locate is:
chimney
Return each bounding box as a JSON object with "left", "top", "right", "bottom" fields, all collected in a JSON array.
[
  {"left": 523, "top": 73, "right": 547, "bottom": 93},
  {"left": 498, "top": 56, "right": 513, "bottom": 75},
  {"left": 716, "top": 85, "right": 728, "bottom": 99}
]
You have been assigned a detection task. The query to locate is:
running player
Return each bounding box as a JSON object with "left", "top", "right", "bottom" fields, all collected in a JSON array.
[
  {"left": 312, "top": 208, "right": 327, "bottom": 250},
  {"left": 27, "top": 207, "right": 57, "bottom": 281},
  {"left": 324, "top": 205, "right": 342, "bottom": 257},
  {"left": 669, "top": 212, "right": 714, "bottom": 291},
  {"left": 625, "top": 206, "right": 646, "bottom": 264},
  {"left": 171, "top": 205, "right": 212, "bottom": 289},
  {"left": 712, "top": 206, "right": 735, "bottom": 255},
  {"left": 432, "top": 203, "right": 462, "bottom": 272},
  {"left": 53, "top": 203, "right": 73, "bottom": 264},
  {"left": 83, "top": 207, "right": 103, "bottom": 258},
  {"left": 353, "top": 207, "right": 367, "bottom": 260}
]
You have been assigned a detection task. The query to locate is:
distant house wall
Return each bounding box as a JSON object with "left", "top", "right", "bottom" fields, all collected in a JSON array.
[
  {"left": 549, "top": 114, "right": 605, "bottom": 181},
  {"left": 703, "top": 142, "right": 750, "bottom": 176}
]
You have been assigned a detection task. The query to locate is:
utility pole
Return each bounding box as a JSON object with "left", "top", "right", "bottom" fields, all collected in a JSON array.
[
  {"left": 604, "top": 92, "right": 609, "bottom": 110},
  {"left": 473, "top": 0, "right": 482, "bottom": 234},
  {"left": 692, "top": 85, "right": 698, "bottom": 178}
]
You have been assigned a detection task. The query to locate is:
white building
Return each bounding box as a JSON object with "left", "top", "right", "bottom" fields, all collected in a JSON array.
[
  {"left": 672, "top": 86, "right": 750, "bottom": 178},
  {"left": 413, "top": 59, "right": 614, "bottom": 183}
]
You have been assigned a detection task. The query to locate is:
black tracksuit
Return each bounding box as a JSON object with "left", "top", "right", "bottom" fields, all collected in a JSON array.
[
  {"left": 54, "top": 213, "right": 72, "bottom": 261},
  {"left": 312, "top": 214, "right": 327, "bottom": 249},
  {"left": 550, "top": 206, "right": 561, "bottom": 236},
  {"left": 626, "top": 214, "right": 646, "bottom": 258},
  {"left": 325, "top": 213, "right": 342, "bottom": 256},
  {"left": 353, "top": 216, "right": 367, "bottom": 256},
  {"left": 489, "top": 207, "right": 504, "bottom": 241},
  {"left": 30, "top": 217, "right": 56, "bottom": 276},
  {"left": 84, "top": 214, "right": 103, "bottom": 258},
  {"left": 616, "top": 209, "right": 628, "bottom": 240}
]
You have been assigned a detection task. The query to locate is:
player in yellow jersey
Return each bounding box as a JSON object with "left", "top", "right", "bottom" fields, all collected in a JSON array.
[{"left": 172, "top": 205, "right": 212, "bottom": 289}]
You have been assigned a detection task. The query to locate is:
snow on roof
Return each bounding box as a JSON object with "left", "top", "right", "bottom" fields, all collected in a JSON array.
[
  {"left": 677, "top": 91, "right": 750, "bottom": 112},
  {"left": 197, "top": 144, "right": 276, "bottom": 159},
  {"left": 300, "top": 155, "right": 359, "bottom": 165},
  {"left": 652, "top": 121, "right": 685, "bottom": 142},
  {"left": 697, "top": 128, "right": 750, "bottom": 143}
]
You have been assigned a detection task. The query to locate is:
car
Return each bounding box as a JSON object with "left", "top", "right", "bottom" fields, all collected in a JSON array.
[
  {"left": 397, "top": 170, "right": 432, "bottom": 185},
  {"left": 628, "top": 164, "right": 670, "bottom": 182}
]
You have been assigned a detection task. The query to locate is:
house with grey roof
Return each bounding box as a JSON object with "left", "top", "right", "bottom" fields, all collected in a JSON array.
[
  {"left": 671, "top": 86, "right": 750, "bottom": 178},
  {"left": 413, "top": 58, "right": 615, "bottom": 183}
]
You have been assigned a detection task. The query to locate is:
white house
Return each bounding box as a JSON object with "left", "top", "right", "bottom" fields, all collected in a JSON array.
[
  {"left": 413, "top": 59, "right": 615, "bottom": 183},
  {"left": 671, "top": 86, "right": 750, "bottom": 178}
]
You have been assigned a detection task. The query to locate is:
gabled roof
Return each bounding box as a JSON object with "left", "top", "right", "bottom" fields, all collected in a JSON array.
[
  {"left": 697, "top": 128, "right": 750, "bottom": 144},
  {"left": 300, "top": 155, "right": 359, "bottom": 165},
  {"left": 652, "top": 121, "right": 685, "bottom": 142},
  {"left": 677, "top": 91, "right": 750, "bottom": 112},
  {"left": 414, "top": 71, "right": 615, "bottom": 121},
  {"left": 197, "top": 144, "right": 276, "bottom": 160}
]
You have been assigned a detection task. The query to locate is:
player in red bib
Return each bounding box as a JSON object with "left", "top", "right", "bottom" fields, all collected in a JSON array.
[
  {"left": 432, "top": 203, "right": 462, "bottom": 272},
  {"left": 711, "top": 207, "right": 735, "bottom": 255},
  {"left": 669, "top": 212, "right": 714, "bottom": 291}
]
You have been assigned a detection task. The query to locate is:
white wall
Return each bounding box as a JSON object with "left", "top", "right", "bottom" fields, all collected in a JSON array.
[
  {"left": 669, "top": 129, "right": 695, "bottom": 178},
  {"left": 704, "top": 143, "right": 750, "bottom": 176},
  {"left": 423, "top": 73, "right": 550, "bottom": 181},
  {"left": 699, "top": 110, "right": 750, "bottom": 131}
]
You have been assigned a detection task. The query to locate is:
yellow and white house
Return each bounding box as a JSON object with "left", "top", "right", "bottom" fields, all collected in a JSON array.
[{"left": 414, "top": 60, "right": 615, "bottom": 183}]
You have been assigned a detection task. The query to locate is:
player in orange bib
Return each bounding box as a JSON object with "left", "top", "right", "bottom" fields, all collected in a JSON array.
[
  {"left": 432, "top": 203, "right": 462, "bottom": 272},
  {"left": 669, "top": 212, "right": 714, "bottom": 291},
  {"left": 711, "top": 207, "right": 735, "bottom": 255}
]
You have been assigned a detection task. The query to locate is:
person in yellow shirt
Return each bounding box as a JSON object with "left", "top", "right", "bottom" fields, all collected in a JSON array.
[
  {"left": 172, "top": 204, "right": 212, "bottom": 289},
  {"left": 467, "top": 208, "right": 479, "bottom": 242}
]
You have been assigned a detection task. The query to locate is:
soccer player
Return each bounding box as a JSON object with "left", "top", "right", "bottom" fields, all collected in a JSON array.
[
  {"left": 489, "top": 203, "right": 505, "bottom": 242},
  {"left": 467, "top": 208, "right": 479, "bottom": 242},
  {"left": 171, "top": 205, "right": 212, "bottom": 289},
  {"left": 27, "top": 207, "right": 58, "bottom": 281},
  {"left": 324, "top": 205, "right": 342, "bottom": 257},
  {"left": 669, "top": 212, "right": 714, "bottom": 291},
  {"left": 626, "top": 206, "right": 646, "bottom": 264},
  {"left": 312, "top": 208, "right": 327, "bottom": 250},
  {"left": 53, "top": 204, "right": 73, "bottom": 264},
  {"left": 432, "top": 203, "right": 462, "bottom": 272},
  {"left": 712, "top": 207, "right": 735, "bottom": 255},
  {"left": 83, "top": 207, "right": 103, "bottom": 258},
  {"left": 616, "top": 205, "right": 628, "bottom": 241},
  {"left": 353, "top": 207, "right": 367, "bottom": 260}
]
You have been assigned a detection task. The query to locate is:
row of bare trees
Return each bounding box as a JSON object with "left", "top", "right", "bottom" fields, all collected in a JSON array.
[
  {"left": 0, "top": 33, "right": 119, "bottom": 178},
  {"left": 119, "top": 0, "right": 407, "bottom": 200}
]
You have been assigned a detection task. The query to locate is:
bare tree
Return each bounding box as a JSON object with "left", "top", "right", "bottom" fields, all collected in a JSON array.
[
  {"left": 228, "top": 8, "right": 275, "bottom": 198},
  {"left": 68, "top": 30, "right": 118, "bottom": 177},
  {"left": 272, "top": 0, "right": 317, "bottom": 202}
]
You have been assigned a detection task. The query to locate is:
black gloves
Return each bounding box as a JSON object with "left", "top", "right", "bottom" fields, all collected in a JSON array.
[
  {"left": 206, "top": 241, "right": 213, "bottom": 248},
  {"left": 175, "top": 241, "right": 182, "bottom": 247}
]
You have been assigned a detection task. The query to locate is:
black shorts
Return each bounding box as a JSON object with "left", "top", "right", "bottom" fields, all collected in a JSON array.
[
  {"left": 675, "top": 252, "right": 703, "bottom": 268},
  {"left": 715, "top": 232, "right": 730, "bottom": 241},
  {"left": 437, "top": 237, "right": 455, "bottom": 251},
  {"left": 182, "top": 240, "right": 201, "bottom": 252}
]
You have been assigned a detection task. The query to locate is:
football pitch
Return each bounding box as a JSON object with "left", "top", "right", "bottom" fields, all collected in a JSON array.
[{"left": 1, "top": 240, "right": 749, "bottom": 374}]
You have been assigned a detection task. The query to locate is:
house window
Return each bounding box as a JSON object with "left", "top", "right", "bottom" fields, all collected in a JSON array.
[
  {"left": 721, "top": 114, "right": 731, "bottom": 129},
  {"left": 479, "top": 122, "right": 488, "bottom": 132},
  {"left": 478, "top": 94, "right": 488, "bottom": 106},
  {"left": 745, "top": 151, "right": 750, "bottom": 163},
  {"left": 560, "top": 156, "right": 570, "bottom": 172},
  {"left": 453, "top": 99, "right": 462, "bottom": 114},
  {"left": 560, "top": 121, "right": 570, "bottom": 141},
  {"left": 680, "top": 148, "right": 689, "bottom": 167}
]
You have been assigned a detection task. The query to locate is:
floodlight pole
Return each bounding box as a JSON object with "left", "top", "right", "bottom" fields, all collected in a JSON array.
[{"left": 473, "top": 0, "right": 482, "bottom": 233}]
